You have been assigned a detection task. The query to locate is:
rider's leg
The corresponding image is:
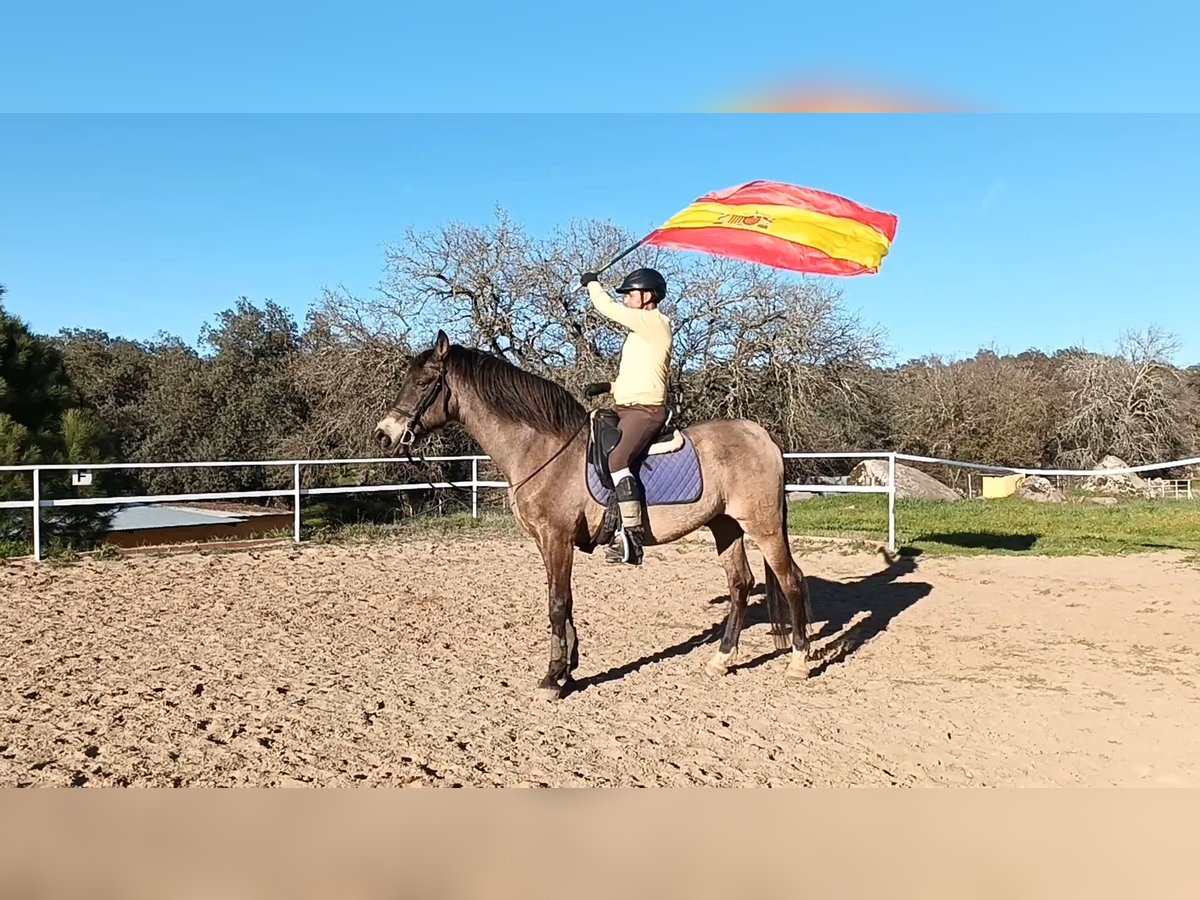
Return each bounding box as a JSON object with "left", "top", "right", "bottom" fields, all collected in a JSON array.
[{"left": 605, "top": 404, "right": 668, "bottom": 564}]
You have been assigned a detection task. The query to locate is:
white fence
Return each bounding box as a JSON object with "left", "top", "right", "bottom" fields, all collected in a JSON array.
[
  {"left": 1147, "top": 479, "right": 1197, "bottom": 500},
  {"left": 0, "top": 455, "right": 499, "bottom": 564},
  {"left": 3, "top": 451, "right": 1199, "bottom": 563}
]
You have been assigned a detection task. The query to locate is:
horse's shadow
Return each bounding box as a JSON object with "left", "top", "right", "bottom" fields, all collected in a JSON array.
[{"left": 568, "top": 552, "right": 932, "bottom": 695}]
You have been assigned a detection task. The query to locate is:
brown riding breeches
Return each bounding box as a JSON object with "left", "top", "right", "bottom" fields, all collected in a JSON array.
[{"left": 609, "top": 404, "right": 669, "bottom": 474}]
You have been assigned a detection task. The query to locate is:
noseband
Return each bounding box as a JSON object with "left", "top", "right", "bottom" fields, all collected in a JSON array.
[{"left": 390, "top": 369, "right": 448, "bottom": 450}]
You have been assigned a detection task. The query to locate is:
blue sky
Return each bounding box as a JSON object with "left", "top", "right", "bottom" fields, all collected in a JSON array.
[
  {"left": 2, "top": 113, "right": 1199, "bottom": 365},
  {"left": 2, "top": 1, "right": 1198, "bottom": 113}
]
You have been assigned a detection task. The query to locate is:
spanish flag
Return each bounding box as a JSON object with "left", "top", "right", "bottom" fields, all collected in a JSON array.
[{"left": 642, "top": 180, "right": 897, "bottom": 276}]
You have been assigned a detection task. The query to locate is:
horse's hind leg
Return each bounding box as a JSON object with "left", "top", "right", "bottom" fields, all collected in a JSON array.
[
  {"left": 705, "top": 516, "right": 753, "bottom": 678},
  {"left": 749, "top": 526, "right": 813, "bottom": 679}
]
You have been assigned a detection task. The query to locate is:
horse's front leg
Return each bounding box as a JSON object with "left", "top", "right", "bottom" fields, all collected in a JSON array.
[{"left": 536, "top": 537, "right": 577, "bottom": 701}]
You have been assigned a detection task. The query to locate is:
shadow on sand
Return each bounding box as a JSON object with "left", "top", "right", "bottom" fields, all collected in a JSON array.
[
  {"left": 911, "top": 532, "right": 1039, "bottom": 552},
  {"left": 568, "top": 551, "right": 933, "bottom": 696}
]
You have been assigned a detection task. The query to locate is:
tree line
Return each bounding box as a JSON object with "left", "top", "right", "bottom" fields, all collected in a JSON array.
[{"left": 3, "top": 211, "right": 1198, "bottom": 550}]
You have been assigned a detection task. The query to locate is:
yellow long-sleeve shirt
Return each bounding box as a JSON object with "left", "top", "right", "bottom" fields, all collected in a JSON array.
[{"left": 587, "top": 281, "right": 672, "bottom": 407}]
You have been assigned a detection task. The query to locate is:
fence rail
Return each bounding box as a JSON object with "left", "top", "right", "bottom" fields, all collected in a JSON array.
[
  {"left": 1145, "top": 479, "right": 1197, "bottom": 501},
  {"left": 3, "top": 450, "right": 1198, "bottom": 563}
]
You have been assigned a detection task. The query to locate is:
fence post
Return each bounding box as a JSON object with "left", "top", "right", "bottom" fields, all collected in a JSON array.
[
  {"left": 471, "top": 457, "right": 479, "bottom": 519},
  {"left": 887, "top": 453, "right": 897, "bottom": 553},
  {"left": 293, "top": 463, "right": 302, "bottom": 543},
  {"left": 32, "top": 468, "right": 42, "bottom": 563}
]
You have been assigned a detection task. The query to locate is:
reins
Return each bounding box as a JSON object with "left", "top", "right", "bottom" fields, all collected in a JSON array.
[{"left": 503, "top": 416, "right": 590, "bottom": 494}]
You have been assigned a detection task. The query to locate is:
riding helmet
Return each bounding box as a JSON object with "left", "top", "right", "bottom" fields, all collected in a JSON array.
[{"left": 615, "top": 267, "right": 667, "bottom": 301}]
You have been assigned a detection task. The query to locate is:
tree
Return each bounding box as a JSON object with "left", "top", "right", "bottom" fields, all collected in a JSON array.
[
  {"left": 1053, "top": 327, "right": 1195, "bottom": 467},
  {"left": 286, "top": 303, "right": 414, "bottom": 463},
  {"left": 889, "top": 350, "right": 1059, "bottom": 469},
  {"left": 198, "top": 298, "right": 307, "bottom": 472},
  {"left": 1, "top": 286, "right": 115, "bottom": 553},
  {"left": 132, "top": 299, "right": 309, "bottom": 495},
  {"left": 54, "top": 327, "right": 155, "bottom": 495}
]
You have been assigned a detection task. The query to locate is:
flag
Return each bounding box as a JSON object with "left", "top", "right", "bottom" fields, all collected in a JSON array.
[{"left": 642, "top": 180, "right": 898, "bottom": 276}]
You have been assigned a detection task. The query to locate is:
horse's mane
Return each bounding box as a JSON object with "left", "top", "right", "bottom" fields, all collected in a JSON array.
[{"left": 421, "top": 345, "right": 588, "bottom": 439}]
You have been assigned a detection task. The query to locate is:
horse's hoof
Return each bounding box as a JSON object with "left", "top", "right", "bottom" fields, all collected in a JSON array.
[
  {"left": 535, "top": 683, "right": 564, "bottom": 701},
  {"left": 785, "top": 654, "right": 810, "bottom": 680},
  {"left": 705, "top": 650, "right": 736, "bottom": 678}
]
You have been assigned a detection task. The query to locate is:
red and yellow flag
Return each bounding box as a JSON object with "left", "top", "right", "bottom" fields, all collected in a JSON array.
[{"left": 642, "top": 180, "right": 898, "bottom": 276}]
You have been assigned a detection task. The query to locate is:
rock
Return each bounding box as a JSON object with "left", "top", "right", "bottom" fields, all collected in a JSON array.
[
  {"left": 1084, "top": 496, "right": 1119, "bottom": 506},
  {"left": 848, "top": 459, "right": 962, "bottom": 501},
  {"left": 786, "top": 492, "right": 817, "bottom": 502},
  {"left": 1078, "top": 455, "right": 1150, "bottom": 497},
  {"left": 1016, "top": 475, "right": 1065, "bottom": 503}
]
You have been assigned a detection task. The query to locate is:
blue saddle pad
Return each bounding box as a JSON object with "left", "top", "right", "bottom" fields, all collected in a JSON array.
[{"left": 586, "top": 433, "right": 703, "bottom": 506}]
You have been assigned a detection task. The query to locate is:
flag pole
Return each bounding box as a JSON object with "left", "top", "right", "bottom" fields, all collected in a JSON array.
[{"left": 595, "top": 234, "right": 650, "bottom": 276}]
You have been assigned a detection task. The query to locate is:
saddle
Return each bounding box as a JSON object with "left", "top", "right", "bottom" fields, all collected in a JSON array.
[
  {"left": 587, "top": 408, "right": 685, "bottom": 490},
  {"left": 582, "top": 407, "right": 702, "bottom": 553}
]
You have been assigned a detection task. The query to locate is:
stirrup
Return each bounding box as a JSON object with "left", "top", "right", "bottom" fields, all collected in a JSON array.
[{"left": 605, "top": 528, "right": 644, "bottom": 566}]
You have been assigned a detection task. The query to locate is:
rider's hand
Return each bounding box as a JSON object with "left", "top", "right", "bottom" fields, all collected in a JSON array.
[
  {"left": 580, "top": 272, "right": 599, "bottom": 287},
  {"left": 583, "top": 381, "right": 610, "bottom": 398}
]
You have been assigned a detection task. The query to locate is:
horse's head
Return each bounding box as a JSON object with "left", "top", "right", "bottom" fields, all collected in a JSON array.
[{"left": 374, "top": 329, "right": 455, "bottom": 455}]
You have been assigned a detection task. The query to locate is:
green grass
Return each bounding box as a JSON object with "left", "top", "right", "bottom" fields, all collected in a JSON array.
[
  {"left": 0, "top": 539, "right": 29, "bottom": 559},
  {"left": 7, "top": 496, "right": 1197, "bottom": 564},
  {"left": 314, "top": 497, "right": 1200, "bottom": 560},
  {"left": 787, "top": 494, "right": 1200, "bottom": 558}
]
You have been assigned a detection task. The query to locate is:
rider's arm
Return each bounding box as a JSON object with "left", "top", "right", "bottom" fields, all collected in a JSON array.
[{"left": 586, "top": 281, "right": 660, "bottom": 336}]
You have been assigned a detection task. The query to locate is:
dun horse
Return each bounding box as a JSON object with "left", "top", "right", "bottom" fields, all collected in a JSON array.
[{"left": 375, "top": 330, "right": 813, "bottom": 700}]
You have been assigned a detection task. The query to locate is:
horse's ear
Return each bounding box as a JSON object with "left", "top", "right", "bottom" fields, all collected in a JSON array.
[{"left": 434, "top": 329, "right": 450, "bottom": 361}]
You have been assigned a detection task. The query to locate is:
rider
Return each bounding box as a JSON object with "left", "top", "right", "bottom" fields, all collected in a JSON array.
[{"left": 579, "top": 267, "right": 673, "bottom": 565}]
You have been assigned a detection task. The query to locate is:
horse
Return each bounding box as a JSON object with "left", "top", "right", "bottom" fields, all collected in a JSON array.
[{"left": 374, "top": 329, "right": 814, "bottom": 700}]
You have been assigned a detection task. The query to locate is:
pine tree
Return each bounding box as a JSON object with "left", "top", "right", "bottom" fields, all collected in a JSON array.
[{"left": 0, "top": 285, "right": 115, "bottom": 555}]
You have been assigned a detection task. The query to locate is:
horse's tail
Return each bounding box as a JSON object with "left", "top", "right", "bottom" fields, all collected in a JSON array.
[
  {"left": 762, "top": 481, "right": 813, "bottom": 650},
  {"left": 781, "top": 494, "right": 814, "bottom": 630},
  {"left": 763, "top": 564, "right": 793, "bottom": 652}
]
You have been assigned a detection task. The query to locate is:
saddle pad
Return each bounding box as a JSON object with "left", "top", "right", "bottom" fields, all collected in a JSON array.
[{"left": 586, "top": 434, "right": 703, "bottom": 507}]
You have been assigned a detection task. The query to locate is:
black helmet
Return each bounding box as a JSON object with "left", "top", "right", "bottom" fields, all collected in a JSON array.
[{"left": 615, "top": 267, "right": 667, "bottom": 301}]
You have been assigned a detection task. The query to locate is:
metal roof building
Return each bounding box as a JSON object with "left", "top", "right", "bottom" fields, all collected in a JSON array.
[{"left": 107, "top": 505, "right": 251, "bottom": 532}]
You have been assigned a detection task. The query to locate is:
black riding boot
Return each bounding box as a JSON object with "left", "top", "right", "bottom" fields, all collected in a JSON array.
[{"left": 605, "top": 476, "right": 645, "bottom": 566}]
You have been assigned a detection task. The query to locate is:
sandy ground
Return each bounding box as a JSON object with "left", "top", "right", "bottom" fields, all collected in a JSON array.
[{"left": 3, "top": 535, "right": 1199, "bottom": 787}]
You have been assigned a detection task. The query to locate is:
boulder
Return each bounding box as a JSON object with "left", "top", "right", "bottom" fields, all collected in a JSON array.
[
  {"left": 848, "top": 459, "right": 962, "bottom": 501},
  {"left": 1016, "top": 475, "right": 1065, "bottom": 503},
  {"left": 1078, "top": 455, "right": 1150, "bottom": 497},
  {"left": 786, "top": 491, "right": 817, "bottom": 502}
]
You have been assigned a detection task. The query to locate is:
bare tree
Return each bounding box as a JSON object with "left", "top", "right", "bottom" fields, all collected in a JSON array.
[
  {"left": 890, "top": 350, "right": 1058, "bottom": 469},
  {"left": 284, "top": 294, "right": 413, "bottom": 457},
  {"left": 376, "top": 209, "right": 645, "bottom": 377},
  {"left": 1054, "top": 327, "right": 1194, "bottom": 466}
]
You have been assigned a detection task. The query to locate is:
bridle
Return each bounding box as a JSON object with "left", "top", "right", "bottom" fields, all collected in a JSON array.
[
  {"left": 389, "top": 369, "right": 448, "bottom": 452},
  {"left": 385, "top": 368, "right": 479, "bottom": 504}
]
